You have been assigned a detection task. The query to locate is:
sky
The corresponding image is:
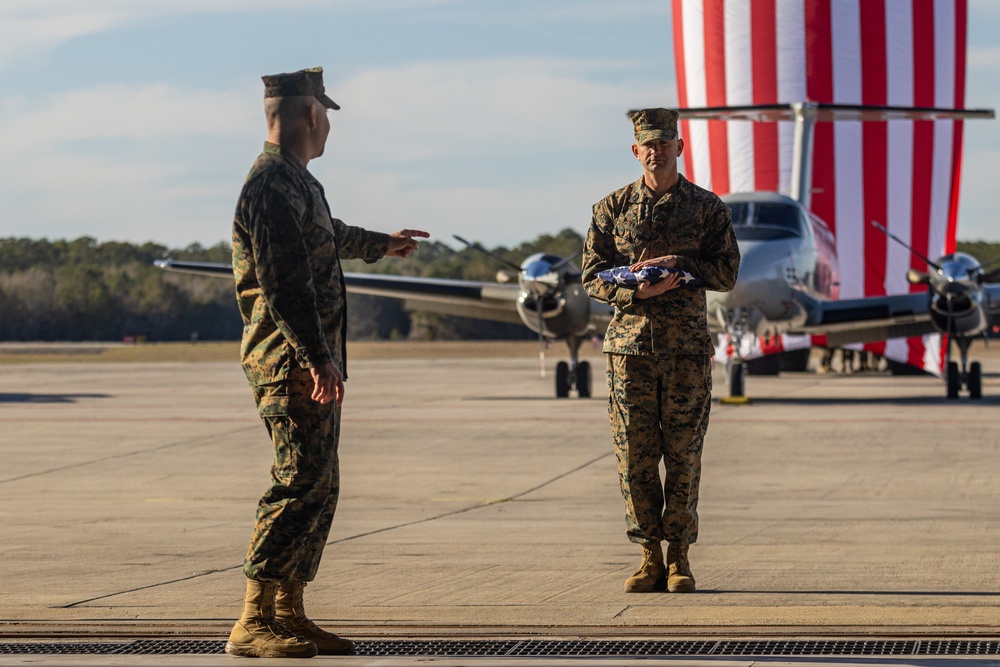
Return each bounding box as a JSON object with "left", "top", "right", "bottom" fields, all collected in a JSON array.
[{"left": 1, "top": 0, "right": 998, "bottom": 252}]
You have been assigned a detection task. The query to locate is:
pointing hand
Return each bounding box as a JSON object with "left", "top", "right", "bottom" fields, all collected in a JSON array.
[{"left": 387, "top": 229, "right": 431, "bottom": 258}]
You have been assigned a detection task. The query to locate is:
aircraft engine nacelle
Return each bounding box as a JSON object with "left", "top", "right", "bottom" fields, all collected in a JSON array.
[
  {"left": 926, "top": 252, "right": 990, "bottom": 338},
  {"left": 928, "top": 287, "right": 988, "bottom": 337},
  {"left": 517, "top": 283, "right": 592, "bottom": 339}
]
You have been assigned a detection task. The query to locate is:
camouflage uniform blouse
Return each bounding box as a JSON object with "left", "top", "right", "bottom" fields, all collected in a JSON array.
[
  {"left": 582, "top": 174, "right": 740, "bottom": 356},
  {"left": 233, "top": 143, "right": 389, "bottom": 385}
]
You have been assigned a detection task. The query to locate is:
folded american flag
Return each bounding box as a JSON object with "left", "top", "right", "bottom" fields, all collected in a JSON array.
[{"left": 596, "top": 265, "right": 704, "bottom": 289}]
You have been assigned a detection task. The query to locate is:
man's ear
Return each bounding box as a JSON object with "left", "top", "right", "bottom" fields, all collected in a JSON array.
[
  {"left": 631, "top": 143, "right": 640, "bottom": 159},
  {"left": 305, "top": 101, "right": 318, "bottom": 129},
  {"left": 676, "top": 138, "right": 685, "bottom": 156}
]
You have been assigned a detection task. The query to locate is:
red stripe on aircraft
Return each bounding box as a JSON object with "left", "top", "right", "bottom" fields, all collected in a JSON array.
[
  {"left": 704, "top": 0, "right": 730, "bottom": 193},
  {"left": 907, "top": 0, "right": 937, "bottom": 369},
  {"left": 672, "top": 0, "right": 696, "bottom": 180},
  {"left": 751, "top": 0, "right": 779, "bottom": 191},
  {"left": 860, "top": 0, "right": 888, "bottom": 356},
  {"left": 938, "top": 0, "right": 968, "bottom": 371},
  {"left": 805, "top": 0, "right": 837, "bottom": 235},
  {"left": 945, "top": 0, "right": 967, "bottom": 254}
]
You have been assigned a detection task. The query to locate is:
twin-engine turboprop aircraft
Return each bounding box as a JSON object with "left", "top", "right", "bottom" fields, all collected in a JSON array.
[
  {"left": 156, "top": 250, "right": 612, "bottom": 399},
  {"left": 158, "top": 102, "right": 997, "bottom": 401}
]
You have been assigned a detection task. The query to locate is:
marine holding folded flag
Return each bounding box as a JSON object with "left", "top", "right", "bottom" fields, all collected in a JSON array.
[
  {"left": 582, "top": 108, "right": 740, "bottom": 594},
  {"left": 227, "top": 67, "right": 428, "bottom": 658}
]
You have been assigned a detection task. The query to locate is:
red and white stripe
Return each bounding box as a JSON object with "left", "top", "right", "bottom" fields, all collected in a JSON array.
[{"left": 673, "top": 0, "right": 969, "bottom": 374}]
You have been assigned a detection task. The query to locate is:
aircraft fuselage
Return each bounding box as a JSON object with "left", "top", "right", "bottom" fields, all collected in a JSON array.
[{"left": 706, "top": 192, "right": 839, "bottom": 340}]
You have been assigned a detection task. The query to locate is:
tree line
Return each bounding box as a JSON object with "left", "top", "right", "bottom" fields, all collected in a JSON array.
[
  {"left": 2, "top": 233, "right": 998, "bottom": 343},
  {"left": 0, "top": 230, "right": 585, "bottom": 342}
]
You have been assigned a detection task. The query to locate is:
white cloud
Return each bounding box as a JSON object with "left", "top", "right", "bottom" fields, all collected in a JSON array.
[
  {"left": 0, "top": 1, "right": 339, "bottom": 68},
  {"left": 0, "top": 0, "right": 465, "bottom": 68},
  {"left": 2, "top": 84, "right": 258, "bottom": 147},
  {"left": 968, "top": 46, "right": 1000, "bottom": 73},
  {"left": 315, "top": 58, "right": 667, "bottom": 246},
  {"left": 957, "top": 145, "right": 1000, "bottom": 242},
  {"left": 0, "top": 56, "right": 665, "bottom": 247},
  {"left": 0, "top": 12, "right": 121, "bottom": 66},
  {"left": 0, "top": 82, "right": 261, "bottom": 245},
  {"left": 330, "top": 57, "right": 671, "bottom": 162}
]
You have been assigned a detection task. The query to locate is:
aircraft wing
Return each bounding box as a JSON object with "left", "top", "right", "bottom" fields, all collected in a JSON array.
[
  {"left": 153, "top": 259, "right": 234, "bottom": 276},
  {"left": 798, "top": 292, "right": 936, "bottom": 347},
  {"left": 343, "top": 273, "right": 523, "bottom": 325},
  {"left": 154, "top": 259, "right": 525, "bottom": 326},
  {"left": 797, "top": 281, "right": 1000, "bottom": 347}
]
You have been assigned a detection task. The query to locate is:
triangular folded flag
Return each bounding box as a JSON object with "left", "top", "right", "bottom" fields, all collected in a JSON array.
[{"left": 596, "top": 265, "right": 704, "bottom": 289}]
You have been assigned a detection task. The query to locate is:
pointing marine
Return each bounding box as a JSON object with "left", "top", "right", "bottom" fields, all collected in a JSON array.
[{"left": 226, "top": 67, "right": 428, "bottom": 658}]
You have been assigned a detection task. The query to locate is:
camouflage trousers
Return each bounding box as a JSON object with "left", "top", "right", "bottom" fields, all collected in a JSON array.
[
  {"left": 606, "top": 353, "right": 712, "bottom": 545},
  {"left": 243, "top": 368, "right": 341, "bottom": 583}
]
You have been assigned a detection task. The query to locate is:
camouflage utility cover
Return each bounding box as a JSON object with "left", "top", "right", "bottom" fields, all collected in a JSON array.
[
  {"left": 582, "top": 174, "right": 740, "bottom": 355},
  {"left": 262, "top": 66, "right": 340, "bottom": 110},
  {"left": 233, "top": 142, "right": 389, "bottom": 385},
  {"left": 628, "top": 108, "right": 679, "bottom": 144}
]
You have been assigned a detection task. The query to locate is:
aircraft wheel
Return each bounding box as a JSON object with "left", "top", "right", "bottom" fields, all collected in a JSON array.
[
  {"left": 576, "top": 361, "right": 592, "bottom": 399},
  {"left": 555, "top": 361, "right": 571, "bottom": 399},
  {"left": 946, "top": 361, "right": 960, "bottom": 400},
  {"left": 969, "top": 361, "right": 983, "bottom": 399},
  {"left": 728, "top": 361, "right": 745, "bottom": 398}
]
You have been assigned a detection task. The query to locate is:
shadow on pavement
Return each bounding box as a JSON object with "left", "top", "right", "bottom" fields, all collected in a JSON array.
[{"left": 0, "top": 393, "right": 110, "bottom": 404}]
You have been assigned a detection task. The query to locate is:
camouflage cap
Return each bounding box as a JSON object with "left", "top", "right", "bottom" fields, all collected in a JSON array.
[
  {"left": 262, "top": 67, "right": 340, "bottom": 110},
  {"left": 628, "top": 108, "right": 679, "bottom": 144}
]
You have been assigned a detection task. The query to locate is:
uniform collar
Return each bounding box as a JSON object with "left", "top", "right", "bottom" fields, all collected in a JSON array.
[
  {"left": 263, "top": 141, "right": 308, "bottom": 175},
  {"left": 628, "top": 173, "right": 692, "bottom": 205}
]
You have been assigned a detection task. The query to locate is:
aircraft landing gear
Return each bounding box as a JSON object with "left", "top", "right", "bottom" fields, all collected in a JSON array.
[
  {"left": 718, "top": 358, "right": 750, "bottom": 405},
  {"left": 945, "top": 336, "right": 983, "bottom": 399},
  {"left": 556, "top": 361, "right": 570, "bottom": 398},
  {"left": 726, "top": 359, "right": 745, "bottom": 399},
  {"left": 720, "top": 317, "right": 752, "bottom": 404},
  {"left": 555, "top": 335, "right": 592, "bottom": 399},
  {"left": 969, "top": 362, "right": 982, "bottom": 399},
  {"left": 946, "top": 361, "right": 960, "bottom": 399},
  {"left": 555, "top": 360, "right": 592, "bottom": 399}
]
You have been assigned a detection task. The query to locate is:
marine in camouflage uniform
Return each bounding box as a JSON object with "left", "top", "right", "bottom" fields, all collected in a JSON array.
[
  {"left": 582, "top": 108, "right": 739, "bottom": 594},
  {"left": 234, "top": 144, "right": 389, "bottom": 585},
  {"left": 226, "top": 67, "right": 427, "bottom": 659}
]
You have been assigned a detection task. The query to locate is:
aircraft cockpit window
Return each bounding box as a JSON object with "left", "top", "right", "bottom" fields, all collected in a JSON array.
[{"left": 727, "top": 202, "right": 803, "bottom": 240}]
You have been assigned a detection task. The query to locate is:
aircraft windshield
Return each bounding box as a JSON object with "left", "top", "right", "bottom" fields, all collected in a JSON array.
[{"left": 727, "top": 202, "right": 803, "bottom": 240}]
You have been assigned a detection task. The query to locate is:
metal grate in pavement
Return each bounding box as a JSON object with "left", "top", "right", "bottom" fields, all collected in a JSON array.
[{"left": 0, "top": 638, "right": 998, "bottom": 656}]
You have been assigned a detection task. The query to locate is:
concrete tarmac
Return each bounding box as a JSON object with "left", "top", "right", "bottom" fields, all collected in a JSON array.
[{"left": 1, "top": 341, "right": 998, "bottom": 666}]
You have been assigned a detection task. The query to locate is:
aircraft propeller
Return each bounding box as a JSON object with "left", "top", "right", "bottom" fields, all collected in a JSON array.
[
  {"left": 871, "top": 220, "right": 993, "bottom": 398},
  {"left": 451, "top": 235, "right": 594, "bottom": 398}
]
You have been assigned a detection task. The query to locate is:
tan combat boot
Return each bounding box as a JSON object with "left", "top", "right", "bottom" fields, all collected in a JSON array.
[
  {"left": 666, "top": 543, "right": 696, "bottom": 593},
  {"left": 225, "top": 579, "right": 318, "bottom": 658},
  {"left": 275, "top": 582, "right": 355, "bottom": 655},
  {"left": 623, "top": 542, "right": 666, "bottom": 593}
]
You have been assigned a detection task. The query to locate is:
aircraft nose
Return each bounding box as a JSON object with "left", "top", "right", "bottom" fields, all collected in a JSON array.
[
  {"left": 717, "top": 240, "right": 793, "bottom": 304},
  {"left": 521, "top": 260, "right": 559, "bottom": 293}
]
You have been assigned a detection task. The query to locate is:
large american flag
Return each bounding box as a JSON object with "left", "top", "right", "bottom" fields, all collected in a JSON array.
[{"left": 673, "top": 0, "right": 970, "bottom": 374}]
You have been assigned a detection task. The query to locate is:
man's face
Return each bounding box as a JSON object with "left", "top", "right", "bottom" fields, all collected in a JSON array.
[
  {"left": 312, "top": 98, "right": 332, "bottom": 158},
  {"left": 632, "top": 138, "right": 684, "bottom": 175}
]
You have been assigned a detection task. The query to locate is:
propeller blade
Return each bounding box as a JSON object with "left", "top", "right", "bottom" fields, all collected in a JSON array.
[
  {"left": 979, "top": 268, "right": 1000, "bottom": 284},
  {"left": 537, "top": 306, "right": 546, "bottom": 378},
  {"left": 452, "top": 235, "right": 523, "bottom": 271},
  {"left": 871, "top": 221, "right": 942, "bottom": 271},
  {"left": 550, "top": 250, "right": 583, "bottom": 272}
]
